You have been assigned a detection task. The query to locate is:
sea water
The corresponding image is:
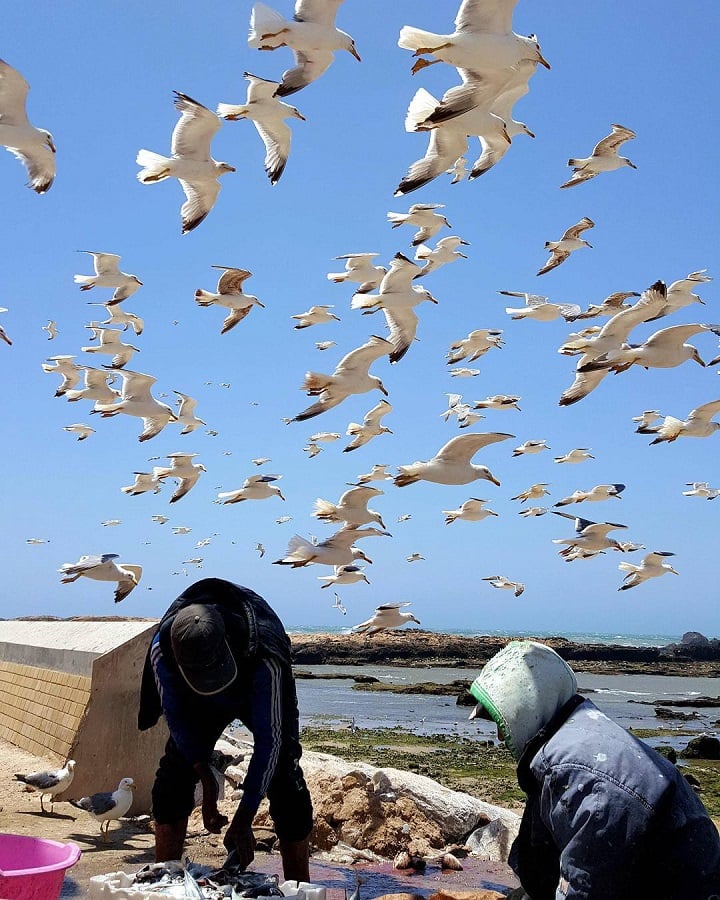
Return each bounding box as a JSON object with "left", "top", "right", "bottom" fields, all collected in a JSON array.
[{"left": 294, "top": 664, "right": 720, "bottom": 750}]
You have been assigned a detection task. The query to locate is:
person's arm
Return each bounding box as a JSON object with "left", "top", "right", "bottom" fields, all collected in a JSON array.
[
  {"left": 224, "top": 657, "right": 285, "bottom": 863},
  {"left": 152, "top": 638, "right": 227, "bottom": 833},
  {"left": 540, "top": 766, "right": 654, "bottom": 900}
]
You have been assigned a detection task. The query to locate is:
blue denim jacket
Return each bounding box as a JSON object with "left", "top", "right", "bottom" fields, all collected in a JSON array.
[{"left": 510, "top": 697, "right": 720, "bottom": 899}]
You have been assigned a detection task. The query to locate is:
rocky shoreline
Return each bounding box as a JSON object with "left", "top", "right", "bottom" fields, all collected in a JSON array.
[{"left": 290, "top": 630, "right": 720, "bottom": 676}]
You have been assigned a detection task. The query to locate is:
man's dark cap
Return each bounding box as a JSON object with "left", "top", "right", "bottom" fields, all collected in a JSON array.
[{"left": 170, "top": 604, "right": 238, "bottom": 695}]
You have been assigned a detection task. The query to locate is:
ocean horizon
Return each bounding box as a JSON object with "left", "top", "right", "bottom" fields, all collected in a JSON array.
[{"left": 286, "top": 625, "right": 689, "bottom": 649}]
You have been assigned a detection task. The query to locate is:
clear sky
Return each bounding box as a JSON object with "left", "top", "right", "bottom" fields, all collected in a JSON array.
[{"left": 2, "top": 1, "right": 719, "bottom": 636}]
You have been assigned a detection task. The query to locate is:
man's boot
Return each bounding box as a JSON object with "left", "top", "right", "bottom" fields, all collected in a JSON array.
[
  {"left": 279, "top": 836, "right": 310, "bottom": 882},
  {"left": 155, "top": 818, "right": 188, "bottom": 862}
]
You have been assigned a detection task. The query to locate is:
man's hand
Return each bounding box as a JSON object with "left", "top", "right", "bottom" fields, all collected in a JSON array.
[
  {"left": 193, "top": 762, "right": 228, "bottom": 834},
  {"left": 223, "top": 806, "right": 256, "bottom": 870}
]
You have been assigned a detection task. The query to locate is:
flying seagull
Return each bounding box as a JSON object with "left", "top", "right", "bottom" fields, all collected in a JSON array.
[
  {"left": 59, "top": 554, "right": 142, "bottom": 603},
  {"left": 561, "top": 124, "right": 636, "bottom": 189},
  {"left": 537, "top": 217, "right": 594, "bottom": 276},
  {"left": 74, "top": 252, "right": 143, "bottom": 304},
  {"left": 0, "top": 58, "right": 55, "bottom": 192}
]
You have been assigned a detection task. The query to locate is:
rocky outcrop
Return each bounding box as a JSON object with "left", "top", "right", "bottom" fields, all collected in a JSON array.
[{"left": 290, "top": 631, "right": 720, "bottom": 675}]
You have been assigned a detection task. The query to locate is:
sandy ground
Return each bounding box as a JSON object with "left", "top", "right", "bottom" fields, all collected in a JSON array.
[{"left": 0, "top": 739, "right": 518, "bottom": 898}]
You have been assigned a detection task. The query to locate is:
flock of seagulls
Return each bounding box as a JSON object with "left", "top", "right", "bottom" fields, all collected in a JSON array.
[{"left": 2, "top": 1, "right": 716, "bottom": 632}]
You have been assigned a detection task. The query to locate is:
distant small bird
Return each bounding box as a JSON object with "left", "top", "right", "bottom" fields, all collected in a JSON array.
[
  {"left": 561, "top": 124, "right": 636, "bottom": 189},
  {"left": 683, "top": 482, "right": 719, "bottom": 500},
  {"left": 310, "top": 431, "right": 341, "bottom": 443},
  {"left": 101, "top": 519, "right": 121, "bottom": 527},
  {"left": 63, "top": 423, "right": 95, "bottom": 441},
  {"left": 87, "top": 302, "right": 144, "bottom": 335},
  {"left": 518, "top": 506, "right": 548, "bottom": 517},
  {"left": 252, "top": 457, "right": 271, "bottom": 466},
  {"left": 407, "top": 553, "right": 425, "bottom": 563},
  {"left": 344, "top": 399, "right": 393, "bottom": 452},
  {"left": 154, "top": 452, "right": 206, "bottom": 502},
  {"left": 316, "top": 340, "right": 336, "bottom": 351},
  {"left": 303, "top": 442, "right": 323, "bottom": 458},
  {"left": 152, "top": 515, "right": 169, "bottom": 524},
  {"left": 500, "top": 291, "right": 580, "bottom": 322},
  {"left": 332, "top": 592, "right": 347, "bottom": 616},
  {"left": 446, "top": 329, "right": 503, "bottom": 364},
  {"left": 512, "top": 439, "right": 550, "bottom": 457},
  {"left": 449, "top": 367, "right": 481, "bottom": 378},
  {"left": 42, "top": 355, "right": 83, "bottom": 396},
  {"left": 74, "top": 252, "right": 142, "bottom": 304},
  {"left": 217, "top": 72, "right": 305, "bottom": 184},
  {"left": 318, "top": 564, "right": 370, "bottom": 589},
  {"left": 275, "top": 515, "right": 293, "bottom": 524},
  {"left": 248, "top": 0, "right": 361, "bottom": 96},
  {"left": 43, "top": 320, "right": 58, "bottom": 340},
  {"left": 122, "top": 470, "right": 163, "bottom": 496},
  {"left": 353, "top": 602, "right": 420, "bottom": 635},
  {"left": 397, "top": 514, "right": 412, "bottom": 523},
  {"left": 194, "top": 266, "right": 265, "bottom": 334},
  {"left": 59, "top": 554, "right": 142, "bottom": 603},
  {"left": 511, "top": 483, "right": 550, "bottom": 503},
  {"left": 291, "top": 305, "right": 340, "bottom": 329},
  {"left": 536, "top": 217, "right": 595, "bottom": 276},
  {"left": 172, "top": 526, "right": 192, "bottom": 535},
  {"left": 632, "top": 410, "right": 663, "bottom": 432},
  {"left": 255, "top": 542, "right": 266, "bottom": 557},
  {"left": 443, "top": 498, "right": 498, "bottom": 524},
  {"left": 618, "top": 551, "right": 679, "bottom": 591},
  {"left": 387, "top": 203, "right": 451, "bottom": 246},
  {"left": 0, "top": 322, "right": 12, "bottom": 346},
  {"left": 136, "top": 92, "right": 236, "bottom": 234},
  {"left": 554, "top": 448, "right": 594, "bottom": 464},
  {"left": 314, "top": 485, "right": 385, "bottom": 529},
  {"left": 219, "top": 473, "right": 285, "bottom": 504},
  {"left": 472, "top": 395, "right": 521, "bottom": 411},
  {"left": 356, "top": 464, "right": 392, "bottom": 484},
  {"left": 415, "top": 236, "right": 469, "bottom": 277},
  {"left": 69, "top": 777, "right": 135, "bottom": 841},
  {"left": 174, "top": 391, "right": 206, "bottom": 433},
  {"left": 15, "top": 760, "right": 75, "bottom": 812},
  {"left": 0, "top": 58, "right": 56, "bottom": 193},
  {"left": 97, "top": 369, "right": 177, "bottom": 442},
  {"left": 26, "top": 537, "right": 50, "bottom": 544},
  {"left": 327, "top": 253, "right": 386, "bottom": 294},
  {"left": 81, "top": 326, "right": 139, "bottom": 369},
  {"left": 483, "top": 575, "right": 525, "bottom": 597}
]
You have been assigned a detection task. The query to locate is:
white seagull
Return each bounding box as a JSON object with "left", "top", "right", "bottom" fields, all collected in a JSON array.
[
  {"left": 81, "top": 326, "right": 139, "bottom": 369},
  {"left": 65, "top": 367, "right": 120, "bottom": 410},
  {"left": 561, "top": 124, "right": 636, "bottom": 189},
  {"left": 554, "top": 484, "right": 625, "bottom": 506},
  {"left": 473, "top": 394, "right": 521, "bottom": 411},
  {"left": 152, "top": 515, "right": 169, "bottom": 524},
  {"left": 398, "top": 5, "right": 550, "bottom": 76},
  {"left": 0, "top": 58, "right": 55, "bottom": 193},
  {"left": 344, "top": 399, "right": 393, "bottom": 452},
  {"left": 309, "top": 431, "right": 341, "bottom": 442},
  {"left": 87, "top": 302, "right": 144, "bottom": 335},
  {"left": 217, "top": 72, "right": 305, "bottom": 184},
  {"left": 248, "top": 0, "right": 361, "bottom": 96},
  {"left": 303, "top": 442, "right": 323, "bottom": 458},
  {"left": 98, "top": 370, "right": 178, "bottom": 441},
  {"left": 218, "top": 474, "right": 285, "bottom": 504},
  {"left": 121, "top": 470, "right": 164, "bottom": 496},
  {"left": 63, "top": 423, "right": 95, "bottom": 442},
  {"left": 15, "top": 760, "right": 75, "bottom": 813},
  {"left": 500, "top": 290, "right": 581, "bottom": 322},
  {"left": 314, "top": 485, "right": 385, "bottom": 529},
  {"left": 651, "top": 270, "right": 712, "bottom": 320},
  {"left": 69, "top": 777, "right": 135, "bottom": 841},
  {"left": 195, "top": 267, "right": 265, "bottom": 334},
  {"left": 683, "top": 482, "right": 719, "bottom": 500},
  {"left": 352, "top": 602, "right": 420, "bottom": 635},
  {"left": 537, "top": 218, "right": 595, "bottom": 276},
  {"left": 447, "top": 329, "right": 503, "bottom": 364},
  {"left": 174, "top": 391, "right": 206, "bottom": 433},
  {"left": 42, "top": 355, "right": 83, "bottom": 397},
  {"left": 274, "top": 526, "right": 389, "bottom": 568},
  {"left": 482, "top": 575, "right": 524, "bottom": 597},
  {"left": 512, "top": 439, "right": 550, "bottom": 457},
  {"left": 443, "top": 498, "right": 498, "bottom": 524},
  {"left": 552, "top": 511, "right": 629, "bottom": 559},
  {"left": 316, "top": 340, "right": 336, "bottom": 351},
  {"left": 387, "top": 203, "right": 451, "bottom": 246},
  {"left": 579, "top": 323, "right": 719, "bottom": 374},
  {"left": 291, "top": 335, "right": 391, "bottom": 421},
  {"left": 328, "top": 253, "right": 386, "bottom": 294},
  {"left": 318, "top": 564, "right": 370, "bottom": 589},
  {"left": 292, "top": 304, "right": 340, "bottom": 329},
  {"left": 59, "top": 554, "right": 142, "bottom": 603},
  {"left": 511, "top": 483, "right": 550, "bottom": 503},
  {"left": 618, "top": 552, "right": 679, "bottom": 591},
  {"left": 74, "top": 252, "right": 143, "bottom": 304},
  {"left": 172, "top": 526, "right": 192, "bottom": 535},
  {"left": 155, "top": 452, "right": 206, "bottom": 502},
  {"left": 136, "top": 92, "right": 235, "bottom": 234},
  {"left": 518, "top": 506, "right": 548, "bottom": 517},
  {"left": 394, "top": 432, "right": 513, "bottom": 487},
  {"left": 415, "top": 236, "right": 470, "bottom": 276},
  {"left": 554, "top": 448, "right": 594, "bottom": 464},
  {"left": 355, "top": 464, "right": 392, "bottom": 484},
  {"left": 648, "top": 400, "right": 720, "bottom": 445},
  {"left": 332, "top": 592, "right": 347, "bottom": 615},
  {"left": 43, "top": 320, "right": 58, "bottom": 340},
  {"left": 571, "top": 291, "right": 640, "bottom": 321}
]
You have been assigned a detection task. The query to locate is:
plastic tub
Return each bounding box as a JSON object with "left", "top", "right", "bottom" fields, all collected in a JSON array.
[{"left": 0, "top": 833, "right": 81, "bottom": 900}]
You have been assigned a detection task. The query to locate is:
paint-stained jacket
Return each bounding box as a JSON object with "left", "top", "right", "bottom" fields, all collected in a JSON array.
[{"left": 511, "top": 696, "right": 720, "bottom": 899}]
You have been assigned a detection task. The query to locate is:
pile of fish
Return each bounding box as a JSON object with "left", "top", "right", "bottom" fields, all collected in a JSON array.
[{"left": 130, "top": 861, "right": 284, "bottom": 899}]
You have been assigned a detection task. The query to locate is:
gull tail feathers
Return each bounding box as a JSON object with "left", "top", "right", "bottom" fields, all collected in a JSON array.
[
  {"left": 216, "top": 103, "right": 247, "bottom": 121},
  {"left": 248, "top": 2, "right": 287, "bottom": 48},
  {"left": 136, "top": 149, "right": 171, "bottom": 183},
  {"left": 405, "top": 88, "right": 439, "bottom": 133},
  {"left": 398, "top": 25, "right": 442, "bottom": 53},
  {"left": 313, "top": 498, "right": 339, "bottom": 520},
  {"left": 351, "top": 293, "right": 378, "bottom": 311},
  {"left": 195, "top": 289, "right": 217, "bottom": 306},
  {"left": 302, "top": 371, "right": 331, "bottom": 394}
]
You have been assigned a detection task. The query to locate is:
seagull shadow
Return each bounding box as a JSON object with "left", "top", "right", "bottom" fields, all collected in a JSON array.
[
  {"left": 65, "top": 824, "right": 154, "bottom": 856},
  {"left": 16, "top": 809, "right": 76, "bottom": 821}
]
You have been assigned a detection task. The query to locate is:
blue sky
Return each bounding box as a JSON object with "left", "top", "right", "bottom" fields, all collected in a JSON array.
[{"left": 2, "top": 1, "right": 719, "bottom": 636}]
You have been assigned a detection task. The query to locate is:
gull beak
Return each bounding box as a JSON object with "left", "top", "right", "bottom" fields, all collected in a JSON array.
[
  {"left": 488, "top": 474, "right": 501, "bottom": 487},
  {"left": 48, "top": 136, "right": 56, "bottom": 153},
  {"left": 537, "top": 51, "right": 551, "bottom": 69},
  {"left": 294, "top": 109, "right": 307, "bottom": 121},
  {"left": 669, "top": 567, "right": 680, "bottom": 575},
  {"left": 693, "top": 349, "right": 706, "bottom": 366},
  {"left": 350, "top": 44, "right": 362, "bottom": 62},
  {"left": 379, "top": 382, "right": 389, "bottom": 396},
  {"left": 628, "top": 162, "right": 638, "bottom": 169},
  {"left": 526, "top": 127, "right": 536, "bottom": 139}
]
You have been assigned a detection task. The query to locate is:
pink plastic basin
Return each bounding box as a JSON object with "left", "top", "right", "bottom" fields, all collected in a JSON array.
[{"left": 0, "top": 833, "right": 81, "bottom": 900}]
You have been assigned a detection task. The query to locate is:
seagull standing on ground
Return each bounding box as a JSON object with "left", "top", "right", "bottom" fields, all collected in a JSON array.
[
  {"left": 248, "top": 0, "right": 361, "bottom": 96},
  {"left": 537, "top": 217, "right": 595, "bottom": 276},
  {"left": 0, "top": 58, "right": 55, "bottom": 192},
  {"left": 394, "top": 432, "right": 513, "bottom": 487},
  {"left": 69, "top": 777, "right": 135, "bottom": 841},
  {"left": 59, "top": 554, "right": 142, "bottom": 603},
  {"left": 74, "top": 252, "right": 143, "bottom": 304},
  {"left": 195, "top": 267, "right": 265, "bottom": 334},
  {"left": 560, "top": 124, "right": 636, "bottom": 189},
  {"left": 352, "top": 602, "right": 420, "bottom": 635},
  {"left": 136, "top": 92, "right": 235, "bottom": 234},
  {"left": 14, "top": 760, "right": 75, "bottom": 812},
  {"left": 217, "top": 72, "right": 305, "bottom": 184}
]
